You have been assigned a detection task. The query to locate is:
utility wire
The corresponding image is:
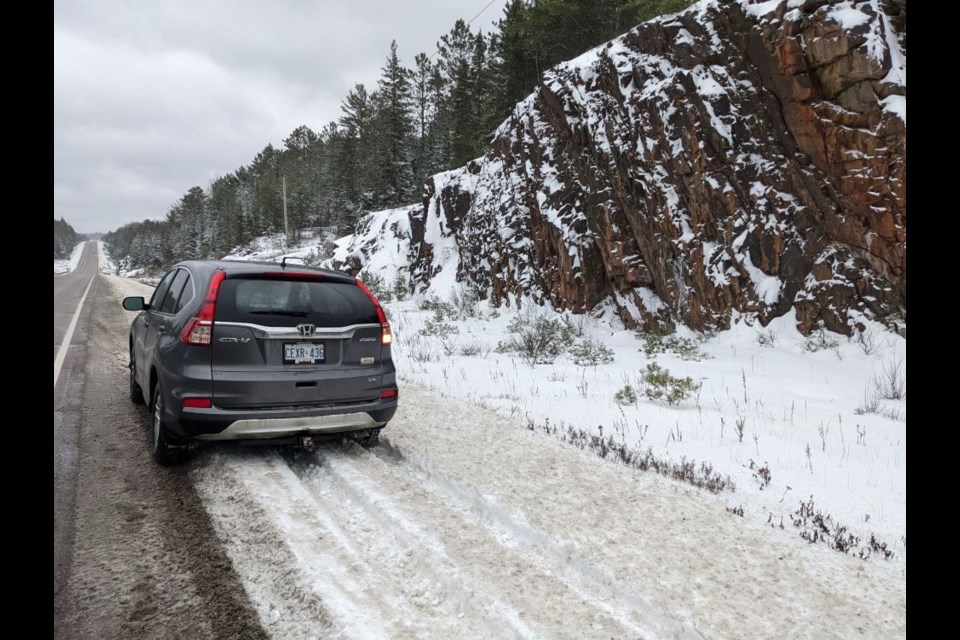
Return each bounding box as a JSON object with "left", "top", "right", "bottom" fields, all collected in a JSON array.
[
  {"left": 428, "top": 0, "right": 503, "bottom": 60},
  {"left": 466, "top": 0, "right": 500, "bottom": 27}
]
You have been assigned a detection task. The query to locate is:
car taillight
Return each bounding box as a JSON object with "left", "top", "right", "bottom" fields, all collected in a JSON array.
[
  {"left": 180, "top": 270, "right": 226, "bottom": 346},
  {"left": 355, "top": 278, "right": 393, "bottom": 346},
  {"left": 264, "top": 271, "right": 323, "bottom": 279}
]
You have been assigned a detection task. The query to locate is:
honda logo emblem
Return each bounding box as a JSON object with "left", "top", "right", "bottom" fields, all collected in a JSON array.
[{"left": 297, "top": 324, "right": 316, "bottom": 337}]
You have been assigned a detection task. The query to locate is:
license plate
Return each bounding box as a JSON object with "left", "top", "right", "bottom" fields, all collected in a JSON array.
[{"left": 283, "top": 342, "right": 325, "bottom": 364}]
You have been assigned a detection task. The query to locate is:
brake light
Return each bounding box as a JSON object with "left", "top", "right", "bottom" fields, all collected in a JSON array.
[
  {"left": 183, "top": 397, "right": 212, "bottom": 408},
  {"left": 180, "top": 270, "right": 226, "bottom": 346},
  {"left": 380, "top": 389, "right": 398, "bottom": 399},
  {"left": 264, "top": 271, "right": 323, "bottom": 279},
  {"left": 355, "top": 278, "right": 393, "bottom": 346}
]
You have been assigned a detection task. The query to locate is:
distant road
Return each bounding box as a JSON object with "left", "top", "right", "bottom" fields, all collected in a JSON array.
[{"left": 54, "top": 241, "right": 98, "bottom": 361}]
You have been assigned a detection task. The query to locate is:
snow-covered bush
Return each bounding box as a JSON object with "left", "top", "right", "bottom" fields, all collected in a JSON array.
[
  {"left": 755, "top": 327, "right": 778, "bottom": 347},
  {"left": 873, "top": 354, "right": 906, "bottom": 400},
  {"left": 359, "top": 271, "right": 391, "bottom": 302},
  {"left": 449, "top": 283, "right": 481, "bottom": 318},
  {"left": 497, "top": 309, "right": 566, "bottom": 365},
  {"left": 569, "top": 337, "right": 614, "bottom": 366},
  {"left": 637, "top": 330, "right": 709, "bottom": 361},
  {"left": 458, "top": 338, "right": 489, "bottom": 358},
  {"left": 801, "top": 327, "right": 840, "bottom": 353},
  {"left": 641, "top": 362, "right": 700, "bottom": 405},
  {"left": 419, "top": 319, "right": 459, "bottom": 340},
  {"left": 614, "top": 384, "right": 637, "bottom": 406},
  {"left": 420, "top": 294, "right": 456, "bottom": 320},
  {"left": 560, "top": 315, "right": 586, "bottom": 344},
  {"left": 392, "top": 274, "right": 409, "bottom": 301}
]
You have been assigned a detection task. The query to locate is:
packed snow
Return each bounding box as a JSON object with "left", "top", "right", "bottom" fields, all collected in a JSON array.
[{"left": 190, "top": 383, "right": 905, "bottom": 639}]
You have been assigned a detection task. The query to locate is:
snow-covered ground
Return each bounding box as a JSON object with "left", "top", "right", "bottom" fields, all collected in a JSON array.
[
  {"left": 383, "top": 296, "right": 906, "bottom": 566},
  {"left": 323, "top": 198, "right": 906, "bottom": 568},
  {"left": 223, "top": 227, "right": 338, "bottom": 264},
  {"left": 54, "top": 241, "right": 85, "bottom": 274},
  {"left": 97, "top": 241, "right": 117, "bottom": 275},
  {"left": 189, "top": 382, "right": 905, "bottom": 639},
  {"left": 108, "top": 272, "right": 905, "bottom": 638}
]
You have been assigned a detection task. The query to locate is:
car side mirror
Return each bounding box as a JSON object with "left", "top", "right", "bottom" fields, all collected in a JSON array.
[{"left": 122, "top": 296, "right": 148, "bottom": 311}]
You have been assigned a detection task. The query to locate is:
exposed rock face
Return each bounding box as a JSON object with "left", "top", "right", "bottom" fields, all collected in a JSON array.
[{"left": 338, "top": 0, "right": 906, "bottom": 335}]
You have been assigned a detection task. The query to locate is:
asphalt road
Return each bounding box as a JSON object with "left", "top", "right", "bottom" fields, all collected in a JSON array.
[
  {"left": 53, "top": 248, "right": 264, "bottom": 639},
  {"left": 54, "top": 241, "right": 99, "bottom": 614}
]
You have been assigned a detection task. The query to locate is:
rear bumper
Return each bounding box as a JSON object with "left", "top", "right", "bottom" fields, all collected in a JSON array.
[{"left": 171, "top": 398, "right": 397, "bottom": 441}]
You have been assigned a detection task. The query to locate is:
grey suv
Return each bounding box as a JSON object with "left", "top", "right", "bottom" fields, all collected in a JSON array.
[{"left": 122, "top": 260, "right": 397, "bottom": 464}]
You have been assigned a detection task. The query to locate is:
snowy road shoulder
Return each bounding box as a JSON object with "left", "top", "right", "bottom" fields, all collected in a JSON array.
[
  {"left": 54, "top": 241, "right": 85, "bottom": 274},
  {"left": 193, "top": 382, "right": 906, "bottom": 639}
]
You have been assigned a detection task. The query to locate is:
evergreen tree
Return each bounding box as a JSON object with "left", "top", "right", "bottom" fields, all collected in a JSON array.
[
  {"left": 438, "top": 19, "right": 480, "bottom": 167},
  {"left": 490, "top": 0, "right": 537, "bottom": 124},
  {"left": 371, "top": 40, "right": 415, "bottom": 208},
  {"left": 411, "top": 52, "right": 439, "bottom": 192},
  {"left": 281, "top": 125, "right": 323, "bottom": 240},
  {"left": 338, "top": 83, "right": 378, "bottom": 223}
]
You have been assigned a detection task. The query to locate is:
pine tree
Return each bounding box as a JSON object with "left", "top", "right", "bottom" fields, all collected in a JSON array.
[
  {"left": 490, "top": 0, "right": 538, "bottom": 126},
  {"left": 338, "top": 83, "right": 379, "bottom": 223},
  {"left": 438, "top": 19, "right": 480, "bottom": 167},
  {"left": 410, "top": 52, "right": 438, "bottom": 192},
  {"left": 371, "top": 40, "right": 415, "bottom": 208}
]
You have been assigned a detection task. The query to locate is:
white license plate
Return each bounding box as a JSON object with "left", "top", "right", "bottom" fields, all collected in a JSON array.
[{"left": 284, "top": 342, "right": 325, "bottom": 364}]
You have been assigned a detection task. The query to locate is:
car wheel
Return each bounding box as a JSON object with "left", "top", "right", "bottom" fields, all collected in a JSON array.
[
  {"left": 349, "top": 427, "right": 383, "bottom": 449},
  {"left": 129, "top": 351, "right": 145, "bottom": 405},
  {"left": 151, "top": 381, "right": 182, "bottom": 465}
]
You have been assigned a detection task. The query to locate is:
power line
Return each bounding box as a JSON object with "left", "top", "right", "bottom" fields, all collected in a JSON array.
[
  {"left": 428, "top": 0, "right": 503, "bottom": 60},
  {"left": 466, "top": 0, "right": 501, "bottom": 27}
]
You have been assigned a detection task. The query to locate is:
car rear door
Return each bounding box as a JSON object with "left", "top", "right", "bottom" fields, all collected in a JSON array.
[
  {"left": 137, "top": 269, "right": 178, "bottom": 381},
  {"left": 211, "top": 275, "right": 385, "bottom": 409}
]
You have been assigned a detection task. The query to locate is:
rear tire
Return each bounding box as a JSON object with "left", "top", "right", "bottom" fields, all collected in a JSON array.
[
  {"left": 349, "top": 427, "right": 383, "bottom": 449},
  {"left": 151, "top": 381, "right": 183, "bottom": 465},
  {"left": 129, "top": 352, "right": 145, "bottom": 405}
]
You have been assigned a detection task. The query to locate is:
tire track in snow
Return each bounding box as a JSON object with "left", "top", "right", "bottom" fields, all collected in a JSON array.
[
  {"left": 195, "top": 379, "right": 905, "bottom": 639},
  {"left": 371, "top": 439, "right": 702, "bottom": 639},
  {"left": 286, "top": 449, "right": 542, "bottom": 639},
  {"left": 199, "top": 448, "right": 451, "bottom": 639},
  {"left": 296, "top": 444, "right": 681, "bottom": 639}
]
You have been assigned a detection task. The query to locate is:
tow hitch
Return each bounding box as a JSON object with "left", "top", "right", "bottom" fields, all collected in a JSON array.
[{"left": 300, "top": 436, "right": 316, "bottom": 453}]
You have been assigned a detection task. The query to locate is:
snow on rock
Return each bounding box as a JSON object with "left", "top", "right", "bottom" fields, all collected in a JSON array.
[{"left": 333, "top": 0, "right": 906, "bottom": 337}]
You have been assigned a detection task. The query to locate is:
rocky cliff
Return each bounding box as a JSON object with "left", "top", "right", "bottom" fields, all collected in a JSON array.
[{"left": 334, "top": 0, "right": 906, "bottom": 335}]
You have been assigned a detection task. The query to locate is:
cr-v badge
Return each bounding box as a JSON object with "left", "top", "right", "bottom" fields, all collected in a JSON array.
[{"left": 219, "top": 337, "right": 250, "bottom": 343}]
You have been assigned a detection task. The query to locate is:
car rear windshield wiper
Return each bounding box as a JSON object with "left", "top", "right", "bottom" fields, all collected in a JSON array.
[{"left": 248, "top": 309, "right": 309, "bottom": 316}]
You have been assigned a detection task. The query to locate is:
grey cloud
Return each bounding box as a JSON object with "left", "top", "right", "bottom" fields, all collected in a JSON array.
[{"left": 54, "top": 0, "right": 507, "bottom": 233}]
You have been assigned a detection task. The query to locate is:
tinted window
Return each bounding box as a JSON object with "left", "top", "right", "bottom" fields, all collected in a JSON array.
[
  {"left": 174, "top": 274, "right": 194, "bottom": 313},
  {"left": 149, "top": 270, "right": 177, "bottom": 309},
  {"left": 159, "top": 269, "right": 190, "bottom": 314},
  {"left": 216, "top": 279, "right": 379, "bottom": 327}
]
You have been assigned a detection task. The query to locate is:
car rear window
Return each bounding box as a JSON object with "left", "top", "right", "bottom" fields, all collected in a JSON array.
[{"left": 215, "top": 278, "right": 379, "bottom": 327}]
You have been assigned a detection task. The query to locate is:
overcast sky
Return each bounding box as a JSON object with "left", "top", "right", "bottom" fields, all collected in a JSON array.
[{"left": 54, "top": 0, "right": 508, "bottom": 234}]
